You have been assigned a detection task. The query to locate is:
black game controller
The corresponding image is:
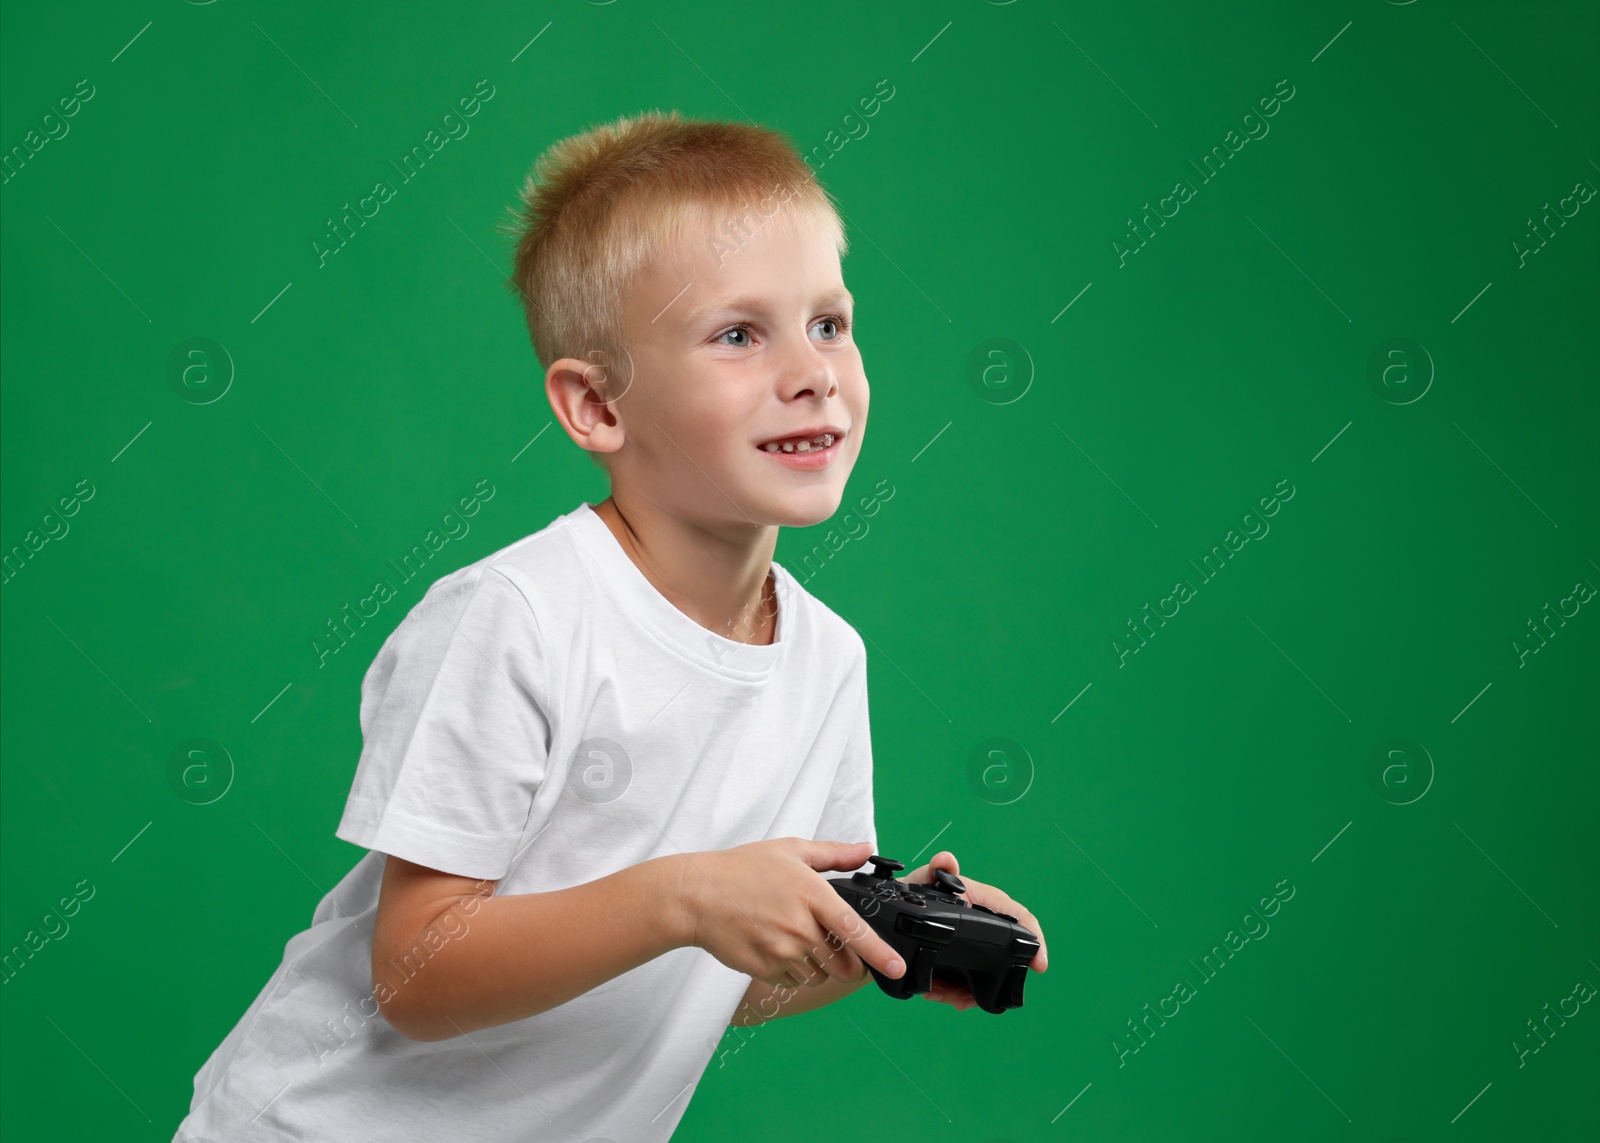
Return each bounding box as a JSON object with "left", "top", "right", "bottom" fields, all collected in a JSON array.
[{"left": 826, "top": 855, "right": 1041, "bottom": 1014}]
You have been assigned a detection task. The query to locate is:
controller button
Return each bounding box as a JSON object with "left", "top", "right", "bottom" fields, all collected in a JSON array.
[
  {"left": 894, "top": 913, "right": 957, "bottom": 942},
  {"left": 932, "top": 869, "right": 967, "bottom": 897},
  {"left": 907, "top": 947, "right": 940, "bottom": 993},
  {"left": 1011, "top": 933, "right": 1041, "bottom": 958},
  {"left": 1002, "top": 964, "right": 1028, "bottom": 1008}
]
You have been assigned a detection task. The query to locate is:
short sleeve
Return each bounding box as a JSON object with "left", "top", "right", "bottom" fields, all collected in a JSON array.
[
  {"left": 335, "top": 566, "right": 553, "bottom": 881},
  {"left": 811, "top": 637, "right": 877, "bottom": 869}
]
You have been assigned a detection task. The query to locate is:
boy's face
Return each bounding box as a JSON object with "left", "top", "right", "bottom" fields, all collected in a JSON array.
[{"left": 599, "top": 203, "right": 868, "bottom": 531}]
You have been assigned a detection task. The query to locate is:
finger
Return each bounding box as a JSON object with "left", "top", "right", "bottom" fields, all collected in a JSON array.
[
  {"left": 959, "top": 877, "right": 1048, "bottom": 971},
  {"left": 819, "top": 896, "right": 905, "bottom": 979},
  {"left": 812, "top": 929, "right": 869, "bottom": 983},
  {"left": 905, "top": 850, "right": 960, "bottom": 884},
  {"left": 798, "top": 955, "right": 829, "bottom": 986},
  {"left": 795, "top": 838, "right": 875, "bottom": 873},
  {"left": 788, "top": 919, "right": 867, "bottom": 986},
  {"left": 924, "top": 980, "right": 977, "bottom": 1010}
]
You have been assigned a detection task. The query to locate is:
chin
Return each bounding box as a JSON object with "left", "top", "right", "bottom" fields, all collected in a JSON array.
[{"left": 762, "top": 485, "right": 845, "bottom": 529}]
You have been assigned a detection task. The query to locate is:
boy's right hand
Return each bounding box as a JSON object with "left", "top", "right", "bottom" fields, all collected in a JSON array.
[{"left": 676, "top": 839, "right": 906, "bottom": 989}]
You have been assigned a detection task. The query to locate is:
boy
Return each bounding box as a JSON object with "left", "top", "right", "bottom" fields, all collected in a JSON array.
[{"left": 174, "top": 110, "right": 1046, "bottom": 1142}]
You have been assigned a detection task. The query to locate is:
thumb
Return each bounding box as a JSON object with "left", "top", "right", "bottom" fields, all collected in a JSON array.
[{"left": 798, "top": 839, "right": 874, "bottom": 873}]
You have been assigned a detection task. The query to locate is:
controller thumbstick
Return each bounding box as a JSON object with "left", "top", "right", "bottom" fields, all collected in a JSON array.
[
  {"left": 933, "top": 869, "right": 967, "bottom": 896},
  {"left": 867, "top": 856, "right": 905, "bottom": 880}
]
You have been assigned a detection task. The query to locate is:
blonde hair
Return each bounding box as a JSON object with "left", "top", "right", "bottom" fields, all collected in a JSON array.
[{"left": 497, "top": 111, "right": 848, "bottom": 466}]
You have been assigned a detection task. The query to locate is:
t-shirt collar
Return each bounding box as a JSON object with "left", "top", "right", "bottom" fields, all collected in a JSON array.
[{"left": 569, "top": 501, "right": 794, "bottom": 679}]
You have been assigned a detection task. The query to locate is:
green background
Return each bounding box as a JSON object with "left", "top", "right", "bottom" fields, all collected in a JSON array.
[{"left": 3, "top": 1, "right": 1596, "bottom": 1140}]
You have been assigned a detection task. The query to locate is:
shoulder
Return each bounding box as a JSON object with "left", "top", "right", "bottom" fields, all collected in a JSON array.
[{"left": 369, "top": 506, "right": 591, "bottom": 664}]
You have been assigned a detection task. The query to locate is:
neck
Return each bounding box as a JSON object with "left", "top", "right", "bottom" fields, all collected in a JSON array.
[{"left": 591, "top": 493, "right": 779, "bottom": 645}]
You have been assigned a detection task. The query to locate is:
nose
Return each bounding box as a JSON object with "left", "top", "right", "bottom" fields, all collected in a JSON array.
[{"left": 778, "top": 333, "right": 839, "bottom": 402}]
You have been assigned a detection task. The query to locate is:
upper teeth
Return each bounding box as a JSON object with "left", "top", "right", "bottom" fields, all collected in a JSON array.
[{"left": 761, "top": 433, "right": 836, "bottom": 453}]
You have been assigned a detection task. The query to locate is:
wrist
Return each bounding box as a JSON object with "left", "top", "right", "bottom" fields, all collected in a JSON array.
[{"left": 658, "top": 851, "right": 702, "bottom": 950}]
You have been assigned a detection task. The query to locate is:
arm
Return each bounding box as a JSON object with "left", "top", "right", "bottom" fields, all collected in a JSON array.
[
  {"left": 374, "top": 838, "right": 903, "bottom": 1042},
  {"left": 372, "top": 852, "right": 693, "bottom": 1042},
  {"left": 729, "top": 968, "right": 873, "bottom": 1027}
]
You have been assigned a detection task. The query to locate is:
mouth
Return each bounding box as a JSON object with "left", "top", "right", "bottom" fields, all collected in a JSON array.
[{"left": 755, "top": 429, "right": 845, "bottom": 470}]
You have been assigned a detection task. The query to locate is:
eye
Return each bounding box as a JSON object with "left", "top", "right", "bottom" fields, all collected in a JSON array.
[
  {"left": 714, "top": 325, "right": 754, "bottom": 348},
  {"left": 811, "top": 313, "right": 852, "bottom": 341}
]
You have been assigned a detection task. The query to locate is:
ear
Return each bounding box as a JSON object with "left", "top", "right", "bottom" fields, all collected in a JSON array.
[{"left": 546, "top": 355, "right": 625, "bottom": 462}]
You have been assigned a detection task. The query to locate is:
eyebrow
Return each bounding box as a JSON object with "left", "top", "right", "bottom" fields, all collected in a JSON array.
[{"left": 684, "top": 288, "right": 854, "bottom": 327}]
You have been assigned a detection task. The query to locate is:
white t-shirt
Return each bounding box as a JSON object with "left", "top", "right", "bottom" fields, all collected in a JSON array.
[{"left": 174, "top": 501, "right": 877, "bottom": 1143}]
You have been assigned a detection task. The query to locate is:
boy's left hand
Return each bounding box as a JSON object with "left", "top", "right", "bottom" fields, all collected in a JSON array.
[{"left": 902, "top": 851, "right": 1048, "bottom": 1012}]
